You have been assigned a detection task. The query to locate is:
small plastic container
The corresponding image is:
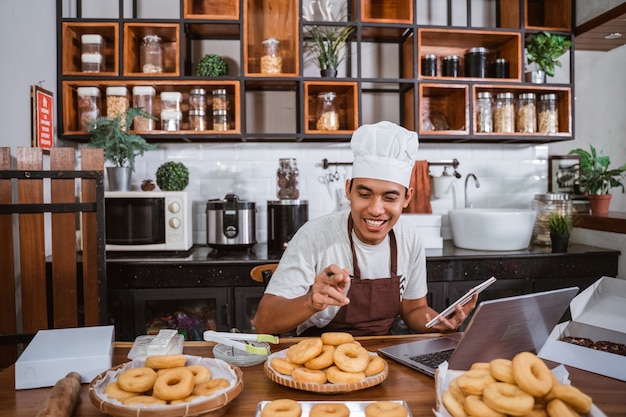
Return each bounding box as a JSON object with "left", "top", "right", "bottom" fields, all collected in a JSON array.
[
  {"left": 81, "top": 34, "right": 104, "bottom": 73},
  {"left": 161, "top": 110, "right": 182, "bottom": 131},
  {"left": 421, "top": 54, "right": 437, "bottom": 76},
  {"left": 442, "top": 55, "right": 459, "bottom": 77},
  {"left": 516, "top": 93, "right": 536, "bottom": 133},
  {"left": 464, "top": 47, "right": 488, "bottom": 78},
  {"left": 132, "top": 86, "right": 156, "bottom": 131},
  {"left": 160, "top": 91, "right": 182, "bottom": 112},
  {"left": 140, "top": 35, "right": 163, "bottom": 73},
  {"left": 538, "top": 93, "right": 559, "bottom": 133},
  {"left": 316, "top": 92, "right": 339, "bottom": 131},
  {"left": 106, "top": 86, "right": 129, "bottom": 123},
  {"left": 493, "top": 92, "right": 515, "bottom": 133},
  {"left": 261, "top": 38, "right": 282, "bottom": 74},
  {"left": 76, "top": 87, "right": 101, "bottom": 131},
  {"left": 475, "top": 91, "right": 493, "bottom": 133}
]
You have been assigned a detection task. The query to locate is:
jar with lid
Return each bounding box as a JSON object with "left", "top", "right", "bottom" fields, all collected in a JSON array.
[
  {"left": 140, "top": 35, "right": 163, "bottom": 73},
  {"left": 475, "top": 91, "right": 493, "bottom": 133},
  {"left": 277, "top": 158, "right": 299, "bottom": 200},
  {"left": 316, "top": 92, "right": 339, "bottom": 131},
  {"left": 492, "top": 58, "right": 509, "bottom": 78},
  {"left": 212, "top": 89, "right": 228, "bottom": 111},
  {"left": 421, "top": 54, "right": 437, "bottom": 76},
  {"left": 532, "top": 193, "right": 573, "bottom": 246},
  {"left": 516, "top": 93, "right": 536, "bottom": 133},
  {"left": 161, "top": 110, "right": 181, "bottom": 131},
  {"left": 493, "top": 92, "right": 515, "bottom": 133},
  {"left": 261, "top": 38, "right": 282, "bottom": 74},
  {"left": 442, "top": 55, "right": 459, "bottom": 77},
  {"left": 76, "top": 87, "right": 101, "bottom": 131},
  {"left": 538, "top": 93, "right": 559, "bottom": 133},
  {"left": 160, "top": 91, "right": 182, "bottom": 112},
  {"left": 189, "top": 88, "right": 207, "bottom": 131},
  {"left": 213, "top": 109, "right": 228, "bottom": 131},
  {"left": 81, "top": 34, "right": 104, "bottom": 73},
  {"left": 132, "top": 86, "right": 155, "bottom": 131},
  {"left": 106, "top": 86, "right": 129, "bottom": 127},
  {"left": 464, "top": 47, "right": 488, "bottom": 78}
]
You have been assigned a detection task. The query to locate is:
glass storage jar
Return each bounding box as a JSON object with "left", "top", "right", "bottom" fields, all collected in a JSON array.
[
  {"left": 442, "top": 55, "right": 459, "bottom": 77},
  {"left": 493, "top": 92, "right": 515, "bottom": 133},
  {"left": 538, "top": 93, "right": 559, "bottom": 133},
  {"left": 261, "top": 38, "right": 282, "bottom": 74},
  {"left": 81, "top": 34, "right": 104, "bottom": 73},
  {"left": 76, "top": 87, "right": 101, "bottom": 131},
  {"left": 189, "top": 88, "right": 207, "bottom": 131},
  {"left": 160, "top": 91, "right": 182, "bottom": 112},
  {"left": 211, "top": 89, "right": 228, "bottom": 111},
  {"left": 316, "top": 92, "right": 339, "bottom": 131},
  {"left": 213, "top": 109, "right": 228, "bottom": 131},
  {"left": 277, "top": 158, "right": 299, "bottom": 199},
  {"left": 516, "top": 93, "right": 537, "bottom": 133},
  {"left": 532, "top": 193, "right": 573, "bottom": 246},
  {"left": 140, "top": 34, "right": 163, "bottom": 73},
  {"left": 475, "top": 91, "right": 493, "bottom": 133},
  {"left": 132, "top": 86, "right": 155, "bottom": 131},
  {"left": 421, "top": 54, "right": 437, "bottom": 76},
  {"left": 106, "top": 86, "right": 129, "bottom": 127},
  {"left": 161, "top": 110, "right": 181, "bottom": 131},
  {"left": 464, "top": 47, "right": 488, "bottom": 78}
]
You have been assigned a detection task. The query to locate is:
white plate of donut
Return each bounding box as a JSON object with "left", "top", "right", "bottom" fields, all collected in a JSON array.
[
  {"left": 256, "top": 400, "right": 412, "bottom": 417},
  {"left": 89, "top": 354, "right": 243, "bottom": 417}
]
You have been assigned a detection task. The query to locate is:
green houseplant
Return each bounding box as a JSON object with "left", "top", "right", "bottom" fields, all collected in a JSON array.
[
  {"left": 526, "top": 31, "right": 573, "bottom": 82},
  {"left": 548, "top": 212, "right": 572, "bottom": 253},
  {"left": 196, "top": 54, "right": 228, "bottom": 77},
  {"left": 304, "top": 23, "right": 354, "bottom": 76},
  {"left": 87, "top": 107, "right": 157, "bottom": 191},
  {"left": 156, "top": 161, "right": 190, "bottom": 191}
]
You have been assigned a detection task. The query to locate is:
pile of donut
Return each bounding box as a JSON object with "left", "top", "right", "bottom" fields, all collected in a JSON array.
[
  {"left": 103, "top": 354, "right": 230, "bottom": 406},
  {"left": 261, "top": 399, "right": 408, "bottom": 417},
  {"left": 441, "top": 351, "right": 593, "bottom": 417},
  {"left": 269, "top": 332, "right": 387, "bottom": 385}
]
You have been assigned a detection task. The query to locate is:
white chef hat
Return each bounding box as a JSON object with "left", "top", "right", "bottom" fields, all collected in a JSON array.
[{"left": 351, "top": 121, "right": 419, "bottom": 188}]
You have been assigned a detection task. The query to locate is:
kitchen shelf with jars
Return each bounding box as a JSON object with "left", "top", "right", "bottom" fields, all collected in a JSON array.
[{"left": 56, "top": 0, "right": 574, "bottom": 144}]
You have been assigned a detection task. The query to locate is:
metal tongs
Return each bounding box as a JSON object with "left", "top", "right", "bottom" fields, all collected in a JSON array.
[{"left": 203, "top": 330, "right": 279, "bottom": 355}]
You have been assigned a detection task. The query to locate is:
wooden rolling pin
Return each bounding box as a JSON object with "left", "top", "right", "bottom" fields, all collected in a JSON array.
[{"left": 35, "top": 372, "right": 81, "bottom": 417}]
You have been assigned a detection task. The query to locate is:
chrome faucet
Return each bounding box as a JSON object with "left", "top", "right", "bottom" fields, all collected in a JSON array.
[{"left": 464, "top": 173, "right": 480, "bottom": 208}]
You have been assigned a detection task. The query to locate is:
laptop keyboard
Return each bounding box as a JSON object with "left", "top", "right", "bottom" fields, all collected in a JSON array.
[{"left": 409, "top": 349, "right": 454, "bottom": 368}]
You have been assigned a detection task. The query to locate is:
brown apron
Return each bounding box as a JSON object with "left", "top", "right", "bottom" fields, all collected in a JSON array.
[{"left": 301, "top": 216, "right": 402, "bottom": 336}]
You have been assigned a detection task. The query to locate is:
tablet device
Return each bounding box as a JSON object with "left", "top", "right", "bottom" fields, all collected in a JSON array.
[{"left": 425, "top": 276, "right": 497, "bottom": 328}]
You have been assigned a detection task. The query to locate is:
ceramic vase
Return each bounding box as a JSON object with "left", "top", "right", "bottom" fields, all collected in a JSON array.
[{"left": 587, "top": 194, "right": 612, "bottom": 216}]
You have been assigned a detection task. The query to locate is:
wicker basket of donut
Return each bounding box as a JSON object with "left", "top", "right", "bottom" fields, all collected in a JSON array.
[
  {"left": 89, "top": 354, "right": 243, "bottom": 416},
  {"left": 435, "top": 351, "right": 598, "bottom": 417},
  {"left": 264, "top": 332, "right": 388, "bottom": 394}
]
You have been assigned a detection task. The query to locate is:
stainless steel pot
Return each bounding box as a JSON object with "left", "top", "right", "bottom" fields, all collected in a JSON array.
[{"left": 206, "top": 194, "right": 256, "bottom": 249}]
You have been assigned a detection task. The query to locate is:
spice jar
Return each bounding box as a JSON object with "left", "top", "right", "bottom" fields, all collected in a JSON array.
[
  {"left": 476, "top": 91, "right": 493, "bottom": 133},
  {"left": 106, "top": 86, "right": 129, "bottom": 127},
  {"left": 76, "top": 87, "right": 101, "bottom": 131},
  {"left": 516, "top": 93, "right": 536, "bottom": 133},
  {"left": 81, "top": 34, "right": 104, "bottom": 73},
  {"left": 421, "top": 54, "right": 437, "bottom": 76},
  {"left": 212, "top": 89, "right": 228, "bottom": 111},
  {"left": 316, "top": 92, "right": 339, "bottom": 131},
  {"left": 140, "top": 35, "right": 163, "bottom": 73},
  {"left": 277, "top": 158, "right": 299, "bottom": 200},
  {"left": 189, "top": 88, "right": 207, "bottom": 131},
  {"left": 492, "top": 58, "right": 509, "bottom": 78},
  {"left": 532, "top": 193, "right": 572, "bottom": 246},
  {"left": 213, "top": 109, "right": 228, "bottom": 131},
  {"left": 464, "top": 47, "right": 488, "bottom": 78},
  {"left": 538, "top": 93, "right": 559, "bottom": 133},
  {"left": 261, "top": 38, "right": 282, "bottom": 74},
  {"left": 132, "top": 86, "right": 155, "bottom": 131},
  {"left": 442, "top": 55, "right": 459, "bottom": 77},
  {"left": 493, "top": 92, "right": 515, "bottom": 133}
]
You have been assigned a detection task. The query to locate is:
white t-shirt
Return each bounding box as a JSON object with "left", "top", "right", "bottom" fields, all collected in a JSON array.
[{"left": 264, "top": 210, "right": 428, "bottom": 334}]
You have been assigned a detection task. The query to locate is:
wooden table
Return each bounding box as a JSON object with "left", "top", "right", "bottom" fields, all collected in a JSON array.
[{"left": 1, "top": 335, "right": 625, "bottom": 416}]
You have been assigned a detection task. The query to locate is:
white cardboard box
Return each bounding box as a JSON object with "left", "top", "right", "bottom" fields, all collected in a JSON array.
[
  {"left": 15, "top": 325, "right": 114, "bottom": 389},
  {"left": 538, "top": 276, "right": 626, "bottom": 382}
]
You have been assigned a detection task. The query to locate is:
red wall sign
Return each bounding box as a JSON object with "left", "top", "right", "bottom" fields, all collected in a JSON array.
[{"left": 31, "top": 85, "right": 54, "bottom": 149}]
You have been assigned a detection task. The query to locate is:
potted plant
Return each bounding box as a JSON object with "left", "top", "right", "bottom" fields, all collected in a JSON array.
[
  {"left": 156, "top": 161, "right": 190, "bottom": 191},
  {"left": 568, "top": 145, "right": 626, "bottom": 215},
  {"left": 87, "top": 107, "right": 157, "bottom": 191},
  {"left": 548, "top": 212, "right": 572, "bottom": 253},
  {"left": 196, "top": 54, "right": 228, "bottom": 77},
  {"left": 304, "top": 23, "right": 354, "bottom": 77},
  {"left": 526, "top": 31, "right": 573, "bottom": 83}
]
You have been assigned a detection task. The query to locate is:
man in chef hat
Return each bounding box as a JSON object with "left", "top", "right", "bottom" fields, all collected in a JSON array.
[{"left": 254, "top": 121, "right": 476, "bottom": 336}]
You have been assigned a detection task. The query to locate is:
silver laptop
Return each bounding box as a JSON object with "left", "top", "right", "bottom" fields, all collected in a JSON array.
[{"left": 379, "top": 287, "right": 578, "bottom": 377}]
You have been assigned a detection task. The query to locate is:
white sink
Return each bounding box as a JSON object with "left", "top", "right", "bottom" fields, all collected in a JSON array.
[{"left": 449, "top": 208, "right": 537, "bottom": 251}]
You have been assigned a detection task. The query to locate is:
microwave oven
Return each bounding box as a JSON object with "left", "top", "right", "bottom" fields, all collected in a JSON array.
[{"left": 105, "top": 191, "right": 193, "bottom": 251}]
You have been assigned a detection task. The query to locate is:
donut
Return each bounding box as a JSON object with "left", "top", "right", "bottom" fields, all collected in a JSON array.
[
  {"left": 482, "top": 382, "right": 535, "bottom": 416},
  {"left": 442, "top": 391, "right": 467, "bottom": 417},
  {"left": 152, "top": 366, "right": 195, "bottom": 401},
  {"left": 116, "top": 367, "right": 158, "bottom": 393},
  {"left": 286, "top": 338, "right": 323, "bottom": 364},
  {"left": 545, "top": 383, "right": 592, "bottom": 414},
  {"left": 103, "top": 381, "right": 140, "bottom": 401},
  {"left": 271, "top": 357, "right": 301, "bottom": 376},
  {"left": 519, "top": 409, "right": 548, "bottom": 417},
  {"left": 364, "top": 401, "right": 408, "bottom": 417},
  {"left": 309, "top": 403, "right": 350, "bottom": 417},
  {"left": 364, "top": 355, "right": 386, "bottom": 376},
  {"left": 321, "top": 332, "right": 354, "bottom": 346},
  {"left": 170, "top": 395, "right": 200, "bottom": 405},
  {"left": 292, "top": 367, "right": 327, "bottom": 384},
  {"left": 144, "top": 354, "right": 187, "bottom": 369},
  {"left": 512, "top": 352, "right": 553, "bottom": 397},
  {"left": 470, "top": 362, "right": 491, "bottom": 371},
  {"left": 122, "top": 395, "right": 167, "bottom": 406},
  {"left": 490, "top": 358, "right": 515, "bottom": 383},
  {"left": 192, "top": 377, "right": 230, "bottom": 396},
  {"left": 456, "top": 369, "right": 496, "bottom": 396},
  {"left": 546, "top": 399, "right": 579, "bottom": 417},
  {"left": 187, "top": 364, "right": 212, "bottom": 384},
  {"left": 447, "top": 377, "right": 467, "bottom": 405},
  {"left": 463, "top": 395, "right": 506, "bottom": 417},
  {"left": 305, "top": 345, "right": 336, "bottom": 370},
  {"left": 261, "top": 399, "right": 302, "bottom": 417},
  {"left": 325, "top": 365, "right": 365, "bottom": 384},
  {"left": 333, "top": 343, "right": 369, "bottom": 373}
]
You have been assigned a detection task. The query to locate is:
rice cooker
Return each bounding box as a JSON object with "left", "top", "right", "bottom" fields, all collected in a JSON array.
[{"left": 206, "top": 194, "right": 256, "bottom": 249}]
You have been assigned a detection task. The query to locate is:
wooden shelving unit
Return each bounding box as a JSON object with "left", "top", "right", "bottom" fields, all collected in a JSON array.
[{"left": 56, "top": 0, "right": 574, "bottom": 144}]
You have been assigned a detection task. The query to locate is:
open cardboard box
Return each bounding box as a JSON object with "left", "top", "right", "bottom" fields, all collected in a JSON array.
[
  {"left": 538, "top": 276, "right": 626, "bottom": 382},
  {"left": 15, "top": 325, "right": 114, "bottom": 389}
]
